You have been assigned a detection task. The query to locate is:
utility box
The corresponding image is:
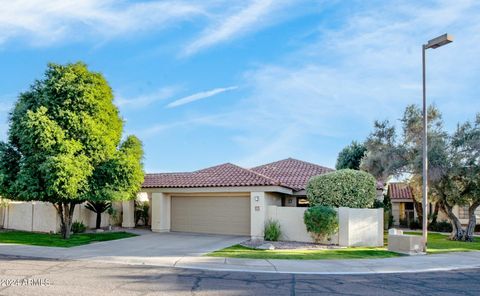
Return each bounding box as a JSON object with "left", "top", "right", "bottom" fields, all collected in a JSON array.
[{"left": 388, "top": 231, "right": 425, "bottom": 255}]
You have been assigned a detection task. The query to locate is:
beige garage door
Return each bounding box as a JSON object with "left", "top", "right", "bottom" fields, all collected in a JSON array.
[{"left": 171, "top": 195, "right": 250, "bottom": 235}]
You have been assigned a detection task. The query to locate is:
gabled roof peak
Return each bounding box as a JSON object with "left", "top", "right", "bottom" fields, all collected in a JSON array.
[{"left": 143, "top": 158, "right": 333, "bottom": 190}]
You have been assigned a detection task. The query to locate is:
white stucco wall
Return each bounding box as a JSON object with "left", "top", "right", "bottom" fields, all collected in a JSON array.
[
  {"left": 267, "top": 206, "right": 383, "bottom": 247},
  {"left": 267, "top": 206, "right": 338, "bottom": 244},
  {"left": 338, "top": 207, "right": 384, "bottom": 247},
  {"left": 0, "top": 206, "right": 4, "bottom": 228},
  {"left": 32, "top": 202, "right": 59, "bottom": 233},
  {"left": 5, "top": 202, "right": 33, "bottom": 231},
  {"left": 151, "top": 192, "right": 171, "bottom": 232},
  {"left": 250, "top": 192, "right": 282, "bottom": 239},
  {"left": 2, "top": 201, "right": 116, "bottom": 233}
]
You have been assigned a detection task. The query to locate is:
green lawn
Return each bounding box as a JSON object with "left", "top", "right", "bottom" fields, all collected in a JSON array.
[
  {"left": 406, "top": 232, "right": 480, "bottom": 254},
  {"left": 0, "top": 230, "right": 137, "bottom": 248},
  {"left": 208, "top": 245, "right": 401, "bottom": 260},
  {"left": 208, "top": 232, "right": 480, "bottom": 260}
]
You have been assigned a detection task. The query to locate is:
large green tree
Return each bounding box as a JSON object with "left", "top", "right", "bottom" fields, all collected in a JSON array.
[
  {"left": 0, "top": 62, "right": 144, "bottom": 238},
  {"left": 361, "top": 104, "right": 479, "bottom": 241},
  {"left": 446, "top": 114, "right": 480, "bottom": 240},
  {"left": 335, "top": 141, "right": 366, "bottom": 170},
  {"left": 360, "top": 120, "right": 405, "bottom": 184}
]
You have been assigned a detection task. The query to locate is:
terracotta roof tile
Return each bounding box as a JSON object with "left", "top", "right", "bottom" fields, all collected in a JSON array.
[
  {"left": 143, "top": 158, "right": 334, "bottom": 190},
  {"left": 143, "top": 163, "right": 281, "bottom": 188},
  {"left": 250, "top": 158, "right": 334, "bottom": 191},
  {"left": 388, "top": 182, "right": 414, "bottom": 200}
]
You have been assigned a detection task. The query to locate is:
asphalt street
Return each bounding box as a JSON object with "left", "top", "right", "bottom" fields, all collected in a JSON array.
[{"left": 0, "top": 255, "right": 479, "bottom": 296}]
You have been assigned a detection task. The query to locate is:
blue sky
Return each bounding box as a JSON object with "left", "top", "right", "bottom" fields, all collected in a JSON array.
[{"left": 0, "top": 0, "right": 479, "bottom": 172}]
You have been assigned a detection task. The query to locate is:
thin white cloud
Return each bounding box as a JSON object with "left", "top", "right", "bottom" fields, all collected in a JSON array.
[
  {"left": 182, "top": 0, "right": 293, "bottom": 56},
  {"left": 115, "top": 87, "right": 177, "bottom": 109},
  {"left": 166, "top": 86, "right": 238, "bottom": 108},
  {"left": 0, "top": 0, "right": 204, "bottom": 45},
  {"left": 136, "top": 113, "right": 231, "bottom": 138},
  {"left": 225, "top": 0, "right": 480, "bottom": 167}
]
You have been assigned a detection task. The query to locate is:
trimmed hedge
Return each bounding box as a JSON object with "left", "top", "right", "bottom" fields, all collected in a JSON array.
[{"left": 306, "top": 169, "right": 376, "bottom": 208}]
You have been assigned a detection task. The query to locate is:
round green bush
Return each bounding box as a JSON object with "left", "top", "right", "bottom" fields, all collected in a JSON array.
[
  {"left": 304, "top": 206, "right": 338, "bottom": 243},
  {"left": 306, "top": 169, "right": 376, "bottom": 208}
]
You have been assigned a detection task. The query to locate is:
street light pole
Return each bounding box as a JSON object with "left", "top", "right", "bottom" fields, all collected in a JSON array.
[
  {"left": 422, "top": 44, "right": 428, "bottom": 252},
  {"left": 421, "top": 33, "right": 453, "bottom": 253}
]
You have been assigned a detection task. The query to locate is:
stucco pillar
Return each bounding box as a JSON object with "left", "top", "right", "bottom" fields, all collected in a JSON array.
[
  {"left": 0, "top": 205, "right": 5, "bottom": 228},
  {"left": 147, "top": 193, "right": 152, "bottom": 226},
  {"left": 151, "top": 192, "right": 171, "bottom": 232},
  {"left": 377, "top": 208, "right": 384, "bottom": 246},
  {"left": 121, "top": 200, "right": 135, "bottom": 228},
  {"left": 250, "top": 192, "right": 266, "bottom": 240},
  {"left": 338, "top": 207, "right": 349, "bottom": 247}
]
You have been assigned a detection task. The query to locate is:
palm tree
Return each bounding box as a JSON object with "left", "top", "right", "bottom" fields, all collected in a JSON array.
[{"left": 85, "top": 201, "right": 112, "bottom": 229}]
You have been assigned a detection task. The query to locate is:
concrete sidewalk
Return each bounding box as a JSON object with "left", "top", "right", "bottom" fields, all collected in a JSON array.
[{"left": 1, "top": 240, "right": 480, "bottom": 274}]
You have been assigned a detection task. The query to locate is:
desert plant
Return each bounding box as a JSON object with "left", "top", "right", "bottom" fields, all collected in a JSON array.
[
  {"left": 107, "top": 206, "right": 120, "bottom": 226},
  {"left": 135, "top": 201, "right": 149, "bottom": 226},
  {"left": 85, "top": 201, "right": 111, "bottom": 229},
  {"left": 71, "top": 221, "right": 86, "bottom": 234},
  {"left": 264, "top": 219, "right": 282, "bottom": 241},
  {"left": 306, "top": 169, "right": 376, "bottom": 208},
  {"left": 304, "top": 206, "right": 338, "bottom": 243}
]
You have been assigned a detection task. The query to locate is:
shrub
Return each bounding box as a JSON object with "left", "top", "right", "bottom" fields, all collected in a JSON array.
[
  {"left": 264, "top": 219, "right": 282, "bottom": 241},
  {"left": 71, "top": 221, "right": 86, "bottom": 234},
  {"left": 372, "top": 199, "right": 384, "bottom": 208},
  {"left": 399, "top": 218, "right": 408, "bottom": 228},
  {"left": 303, "top": 206, "right": 338, "bottom": 243},
  {"left": 429, "top": 221, "right": 453, "bottom": 233},
  {"left": 475, "top": 224, "right": 480, "bottom": 233},
  {"left": 409, "top": 219, "right": 421, "bottom": 230},
  {"left": 135, "top": 201, "right": 150, "bottom": 226},
  {"left": 382, "top": 195, "right": 392, "bottom": 212},
  {"left": 306, "top": 169, "right": 376, "bottom": 208}
]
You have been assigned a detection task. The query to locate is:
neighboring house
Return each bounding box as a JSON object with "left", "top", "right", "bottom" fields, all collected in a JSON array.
[
  {"left": 135, "top": 158, "right": 334, "bottom": 238},
  {"left": 388, "top": 182, "right": 417, "bottom": 227},
  {"left": 387, "top": 182, "right": 480, "bottom": 227}
]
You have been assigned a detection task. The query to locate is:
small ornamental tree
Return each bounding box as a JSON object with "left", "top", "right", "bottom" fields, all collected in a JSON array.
[
  {"left": 306, "top": 169, "right": 376, "bottom": 208},
  {"left": 304, "top": 206, "right": 338, "bottom": 243},
  {"left": 0, "top": 62, "right": 144, "bottom": 239}
]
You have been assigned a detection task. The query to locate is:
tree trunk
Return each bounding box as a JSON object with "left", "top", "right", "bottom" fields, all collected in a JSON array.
[
  {"left": 431, "top": 203, "right": 440, "bottom": 224},
  {"left": 413, "top": 198, "right": 423, "bottom": 224},
  {"left": 96, "top": 212, "right": 102, "bottom": 229},
  {"left": 54, "top": 202, "right": 77, "bottom": 239},
  {"left": 465, "top": 201, "right": 480, "bottom": 242},
  {"left": 440, "top": 201, "right": 465, "bottom": 240}
]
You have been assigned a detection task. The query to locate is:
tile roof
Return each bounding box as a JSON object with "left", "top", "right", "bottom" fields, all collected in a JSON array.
[
  {"left": 250, "top": 158, "right": 334, "bottom": 191},
  {"left": 143, "top": 163, "right": 281, "bottom": 188},
  {"left": 143, "top": 158, "right": 334, "bottom": 191},
  {"left": 388, "top": 182, "right": 414, "bottom": 200}
]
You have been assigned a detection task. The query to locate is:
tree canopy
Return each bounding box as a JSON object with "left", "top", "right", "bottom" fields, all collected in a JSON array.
[
  {"left": 360, "top": 104, "right": 480, "bottom": 241},
  {"left": 0, "top": 62, "right": 144, "bottom": 238},
  {"left": 335, "top": 141, "right": 366, "bottom": 170}
]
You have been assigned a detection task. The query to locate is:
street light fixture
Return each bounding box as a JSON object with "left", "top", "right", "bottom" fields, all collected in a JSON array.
[{"left": 422, "top": 33, "right": 453, "bottom": 252}]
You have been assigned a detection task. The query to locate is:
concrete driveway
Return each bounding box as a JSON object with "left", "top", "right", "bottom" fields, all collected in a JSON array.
[{"left": 0, "top": 230, "right": 247, "bottom": 266}]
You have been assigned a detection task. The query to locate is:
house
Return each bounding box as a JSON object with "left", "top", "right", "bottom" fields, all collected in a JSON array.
[
  {"left": 0, "top": 157, "right": 384, "bottom": 246},
  {"left": 387, "top": 182, "right": 480, "bottom": 227},
  {"left": 131, "top": 158, "right": 334, "bottom": 239},
  {"left": 388, "top": 182, "right": 418, "bottom": 226}
]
